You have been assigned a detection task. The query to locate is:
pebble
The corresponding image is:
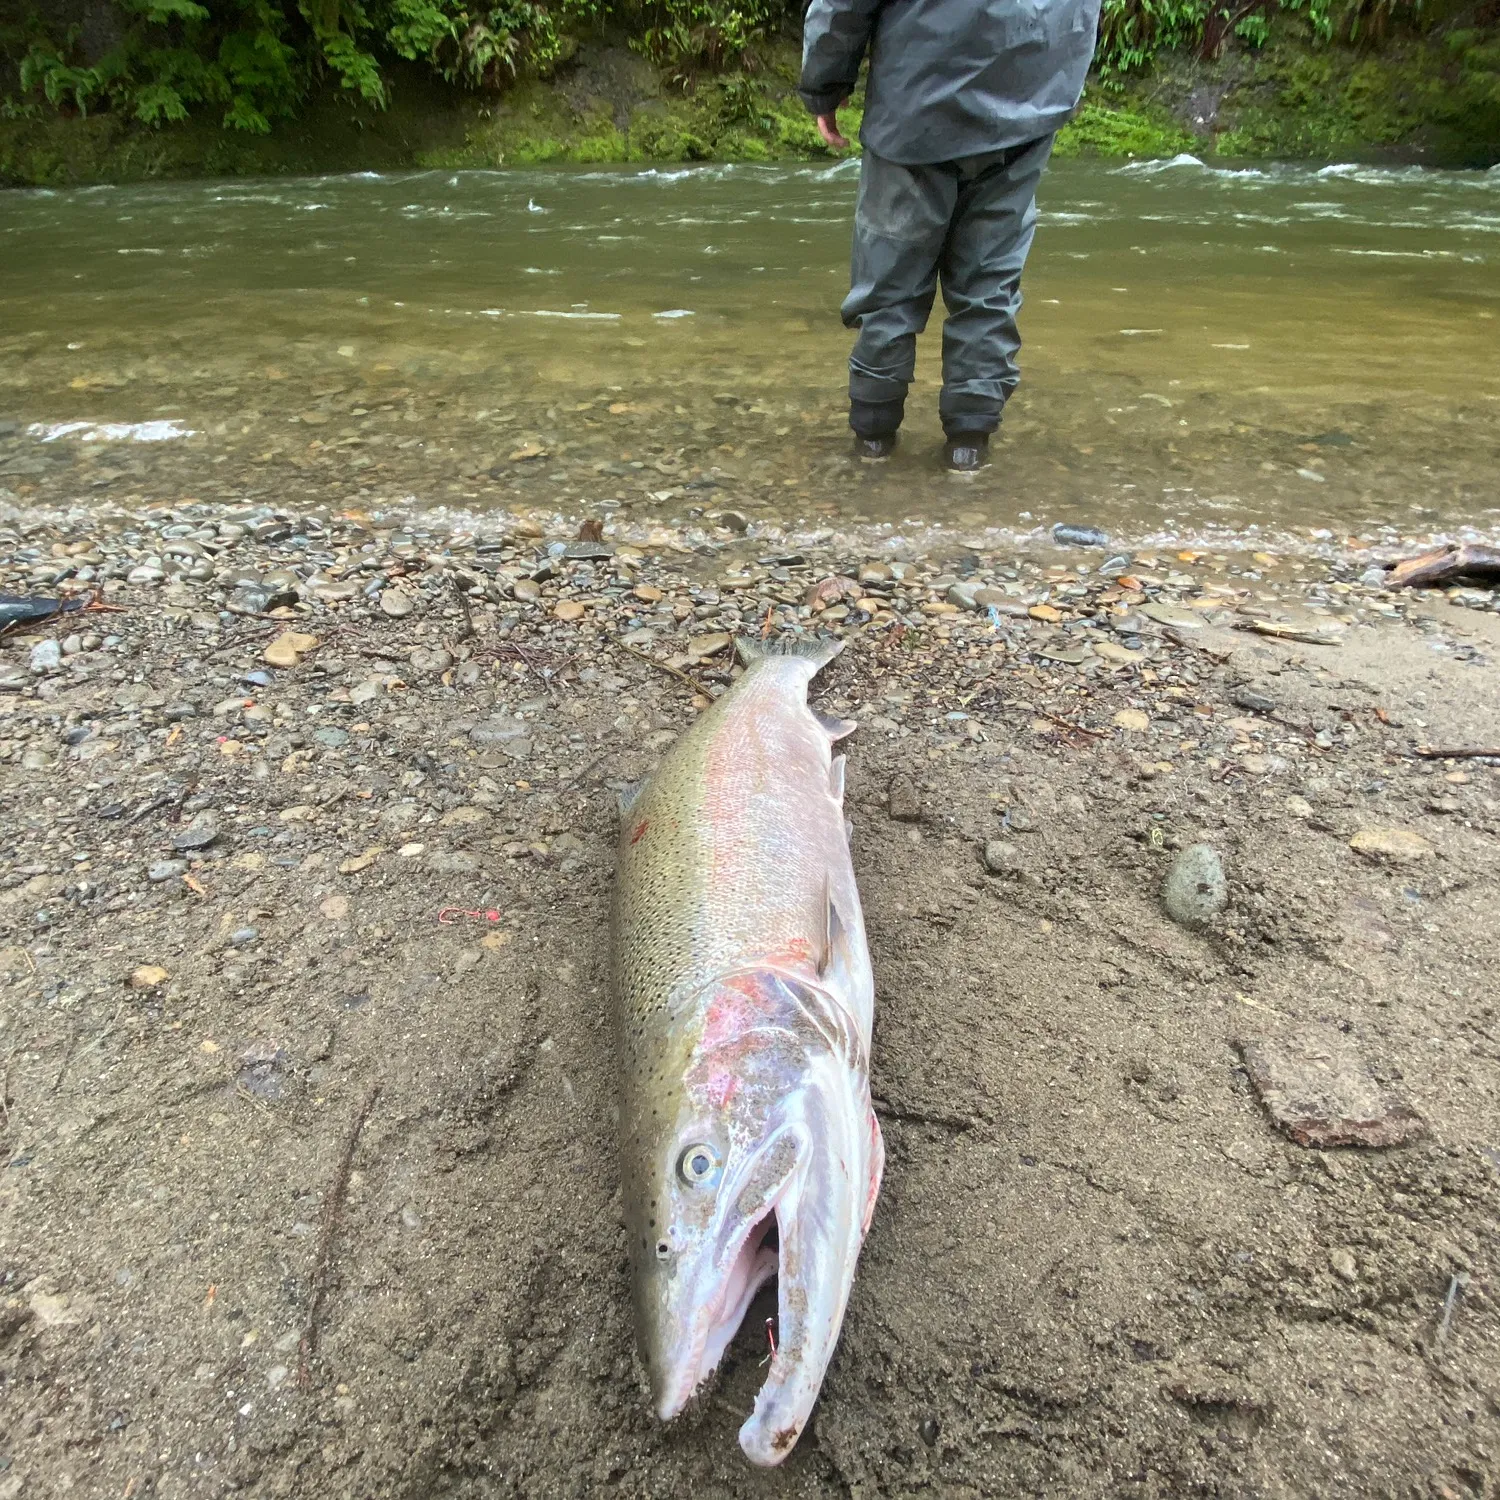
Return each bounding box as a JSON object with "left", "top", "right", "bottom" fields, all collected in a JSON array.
[
  {"left": 1094, "top": 642, "right": 1144, "bottom": 665},
  {"left": 147, "top": 859, "right": 189, "bottom": 883},
  {"left": 171, "top": 825, "right": 219, "bottom": 852},
  {"left": 1232, "top": 686, "right": 1279, "bottom": 715},
  {"left": 1349, "top": 826, "right": 1434, "bottom": 862},
  {"left": 1140, "top": 602, "right": 1205, "bottom": 629},
  {"left": 128, "top": 965, "right": 170, "bottom": 989},
  {"left": 263, "top": 630, "right": 319, "bottom": 668},
  {"left": 1162, "top": 843, "right": 1227, "bottom": 930},
  {"left": 982, "top": 839, "right": 1020, "bottom": 875},
  {"left": 470, "top": 716, "right": 529, "bottom": 746},
  {"left": 1237, "top": 1025, "right": 1426, "bottom": 1148},
  {"left": 408, "top": 646, "right": 454, "bottom": 676},
  {"left": 888, "top": 775, "right": 922, "bottom": 822},
  {"left": 29, "top": 639, "right": 62, "bottom": 674},
  {"left": 512, "top": 578, "right": 542, "bottom": 603},
  {"left": 1052, "top": 523, "right": 1109, "bottom": 548},
  {"left": 380, "top": 590, "right": 414, "bottom": 619},
  {"left": 554, "top": 600, "right": 586, "bottom": 621}
]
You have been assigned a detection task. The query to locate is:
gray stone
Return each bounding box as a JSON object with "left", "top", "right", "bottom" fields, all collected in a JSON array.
[
  {"left": 29, "top": 639, "right": 62, "bottom": 674},
  {"left": 1232, "top": 686, "right": 1278, "bottom": 715},
  {"left": 409, "top": 647, "right": 454, "bottom": 676},
  {"left": 1141, "top": 602, "right": 1205, "bottom": 630},
  {"left": 227, "top": 589, "right": 270, "bottom": 616},
  {"left": 470, "top": 716, "right": 529, "bottom": 746},
  {"left": 426, "top": 849, "right": 482, "bottom": 875},
  {"left": 946, "top": 582, "right": 980, "bottom": 610},
  {"left": 172, "top": 825, "right": 219, "bottom": 852},
  {"left": 888, "top": 775, "right": 922, "bottom": 822},
  {"left": 982, "top": 839, "right": 1020, "bottom": 875},
  {"left": 1162, "top": 843, "right": 1227, "bottom": 930},
  {"left": 147, "top": 859, "right": 189, "bottom": 883},
  {"left": 379, "top": 590, "right": 414, "bottom": 619}
]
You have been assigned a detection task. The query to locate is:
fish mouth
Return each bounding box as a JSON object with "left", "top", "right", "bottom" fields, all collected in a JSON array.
[
  {"left": 651, "top": 1131, "right": 795, "bottom": 1423},
  {"left": 651, "top": 1057, "right": 880, "bottom": 1467}
]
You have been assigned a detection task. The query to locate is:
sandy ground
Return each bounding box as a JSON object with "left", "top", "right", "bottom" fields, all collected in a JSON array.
[{"left": 1, "top": 504, "right": 1498, "bottom": 1500}]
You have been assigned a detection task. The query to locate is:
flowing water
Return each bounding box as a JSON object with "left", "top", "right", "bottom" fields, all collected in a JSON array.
[{"left": 2, "top": 155, "right": 1498, "bottom": 549}]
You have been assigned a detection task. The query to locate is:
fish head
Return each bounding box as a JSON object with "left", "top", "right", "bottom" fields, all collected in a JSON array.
[{"left": 622, "top": 969, "right": 883, "bottom": 1466}]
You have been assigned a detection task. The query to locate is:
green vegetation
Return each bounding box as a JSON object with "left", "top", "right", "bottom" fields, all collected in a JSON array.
[{"left": 0, "top": 0, "right": 1496, "bottom": 182}]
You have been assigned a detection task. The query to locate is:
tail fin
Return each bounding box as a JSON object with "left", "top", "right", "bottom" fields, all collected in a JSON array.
[{"left": 736, "top": 634, "right": 844, "bottom": 675}]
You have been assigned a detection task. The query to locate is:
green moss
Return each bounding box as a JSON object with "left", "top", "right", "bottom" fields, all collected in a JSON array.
[
  {"left": 1, "top": 24, "right": 1496, "bottom": 184},
  {"left": 1054, "top": 96, "right": 1197, "bottom": 157}
]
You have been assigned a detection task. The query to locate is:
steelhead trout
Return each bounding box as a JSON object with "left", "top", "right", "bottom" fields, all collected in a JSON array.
[{"left": 611, "top": 634, "right": 883, "bottom": 1465}]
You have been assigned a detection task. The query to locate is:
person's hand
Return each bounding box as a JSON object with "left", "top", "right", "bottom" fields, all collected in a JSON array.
[{"left": 816, "top": 99, "right": 851, "bottom": 149}]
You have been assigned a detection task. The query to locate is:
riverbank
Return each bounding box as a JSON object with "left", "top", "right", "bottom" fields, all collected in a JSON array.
[
  {"left": 1, "top": 497, "right": 1497, "bottom": 1497},
  {"left": 3, "top": 22, "right": 1498, "bottom": 189}
]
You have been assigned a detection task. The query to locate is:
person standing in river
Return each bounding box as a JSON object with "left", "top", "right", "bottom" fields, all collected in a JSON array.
[{"left": 799, "top": 0, "right": 1101, "bottom": 471}]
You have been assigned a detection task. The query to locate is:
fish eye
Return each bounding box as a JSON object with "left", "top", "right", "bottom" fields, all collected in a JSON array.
[{"left": 677, "top": 1143, "right": 720, "bottom": 1187}]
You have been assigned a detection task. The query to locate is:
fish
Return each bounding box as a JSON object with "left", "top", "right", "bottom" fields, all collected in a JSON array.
[{"left": 610, "top": 633, "right": 883, "bottom": 1466}]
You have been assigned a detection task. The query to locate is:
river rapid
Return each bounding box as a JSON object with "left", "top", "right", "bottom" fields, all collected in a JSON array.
[{"left": 2, "top": 154, "right": 1498, "bottom": 555}]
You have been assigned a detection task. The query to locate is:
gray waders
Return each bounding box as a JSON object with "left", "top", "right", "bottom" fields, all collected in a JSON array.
[{"left": 843, "top": 133, "right": 1054, "bottom": 440}]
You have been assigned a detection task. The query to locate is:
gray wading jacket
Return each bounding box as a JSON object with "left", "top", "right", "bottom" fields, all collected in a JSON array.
[{"left": 799, "top": 0, "right": 1101, "bottom": 164}]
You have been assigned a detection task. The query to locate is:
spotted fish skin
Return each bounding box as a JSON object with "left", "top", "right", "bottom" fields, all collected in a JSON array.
[{"left": 610, "top": 634, "right": 883, "bottom": 1467}]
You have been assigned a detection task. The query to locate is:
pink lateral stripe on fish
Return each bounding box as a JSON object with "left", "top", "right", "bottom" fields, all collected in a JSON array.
[{"left": 610, "top": 632, "right": 883, "bottom": 1466}]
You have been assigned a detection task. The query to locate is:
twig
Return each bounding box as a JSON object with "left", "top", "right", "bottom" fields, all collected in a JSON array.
[
  {"left": 1038, "top": 708, "right": 1107, "bottom": 739},
  {"left": 0, "top": 1046, "right": 14, "bottom": 1129},
  {"left": 558, "top": 752, "right": 607, "bottom": 790},
  {"left": 1436, "top": 1270, "right": 1470, "bottom": 1351},
  {"left": 610, "top": 636, "right": 711, "bottom": 698},
  {"left": 1414, "top": 746, "right": 1500, "bottom": 760},
  {"left": 512, "top": 640, "right": 560, "bottom": 702},
  {"left": 298, "top": 1081, "right": 381, "bottom": 1388},
  {"left": 50, "top": 1023, "right": 78, "bottom": 1094}
]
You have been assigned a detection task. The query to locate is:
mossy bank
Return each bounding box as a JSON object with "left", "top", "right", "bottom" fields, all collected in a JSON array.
[{"left": 2, "top": 20, "right": 1498, "bottom": 189}]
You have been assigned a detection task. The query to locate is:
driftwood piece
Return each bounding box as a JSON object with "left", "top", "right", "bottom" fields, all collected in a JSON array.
[{"left": 1384, "top": 543, "right": 1500, "bottom": 590}]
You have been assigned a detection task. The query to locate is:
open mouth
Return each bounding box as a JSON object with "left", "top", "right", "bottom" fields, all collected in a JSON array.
[{"left": 655, "top": 1205, "right": 782, "bottom": 1421}]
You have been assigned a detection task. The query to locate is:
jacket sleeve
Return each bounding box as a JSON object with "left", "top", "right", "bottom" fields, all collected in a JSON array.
[{"left": 798, "top": 0, "right": 884, "bottom": 116}]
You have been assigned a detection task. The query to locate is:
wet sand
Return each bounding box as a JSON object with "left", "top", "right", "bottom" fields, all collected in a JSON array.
[{"left": 1, "top": 501, "right": 1497, "bottom": 1497}]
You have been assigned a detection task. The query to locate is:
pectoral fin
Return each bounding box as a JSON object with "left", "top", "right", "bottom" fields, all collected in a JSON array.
[
  {"left": 820, "top": 885, "right": 857, "bottom": 995},
  {"left": 617, "top": 779, "right": 647, "bottom": 820}
]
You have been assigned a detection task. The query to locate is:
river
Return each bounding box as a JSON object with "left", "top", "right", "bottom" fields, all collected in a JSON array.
[{"left": 2, "top": 156, "right": 1498, "bottom": 551}]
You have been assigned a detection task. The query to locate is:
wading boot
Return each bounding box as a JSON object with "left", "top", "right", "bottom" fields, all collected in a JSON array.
[
  {"left": 853, "top": 432, "right": 898, "bottom": 462},
  {"left": 942, "top": 433, "right": 990, "bottom": 472}
]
